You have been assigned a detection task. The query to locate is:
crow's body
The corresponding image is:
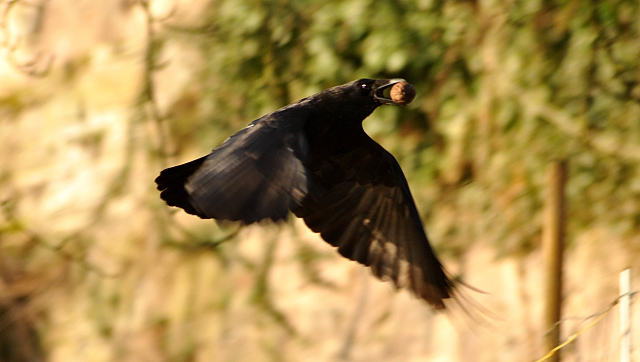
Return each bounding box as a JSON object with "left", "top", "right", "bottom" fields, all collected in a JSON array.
[{"left": 156, "top": 79, "right": 453, "bottom": 308}]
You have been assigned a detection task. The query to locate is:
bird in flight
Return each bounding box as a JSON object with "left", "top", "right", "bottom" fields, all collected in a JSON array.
[{"left": 155, "top": 79, "right": 453, "bottom": 309}]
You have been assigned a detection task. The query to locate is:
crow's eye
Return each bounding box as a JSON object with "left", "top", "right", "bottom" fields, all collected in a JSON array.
[{"left": 359, "top": 82, "right": 371, "bottom": 91}]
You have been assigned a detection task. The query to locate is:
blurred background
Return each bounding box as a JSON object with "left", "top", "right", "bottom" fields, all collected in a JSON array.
[{"left": 0, "top": 0, "right": 639, "bottom": 361}]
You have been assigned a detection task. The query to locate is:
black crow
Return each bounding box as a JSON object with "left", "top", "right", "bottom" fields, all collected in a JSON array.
[{"left": 155, "top": 79, "right": 453, "bottom": 308}]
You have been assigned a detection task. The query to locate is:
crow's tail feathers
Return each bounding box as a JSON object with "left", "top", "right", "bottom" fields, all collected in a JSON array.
[{"left": 155, "top": 156, "right": 208, "bottom": 218}]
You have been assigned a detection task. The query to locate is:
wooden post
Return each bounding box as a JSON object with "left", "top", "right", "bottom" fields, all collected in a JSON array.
[
  {"left": 619, "top": 268, "right": 631, "bottom": 362},
  {"left": 542, "top": 160, "right": 568, "bottom": 362}
]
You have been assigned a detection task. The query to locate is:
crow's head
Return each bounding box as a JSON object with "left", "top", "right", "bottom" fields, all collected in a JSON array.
[
  {"left": 312, "top": 79, "right": 413, "bottom": 123},
  {"left": 347, "top": 78, "right": 410, "bottom": 105}
]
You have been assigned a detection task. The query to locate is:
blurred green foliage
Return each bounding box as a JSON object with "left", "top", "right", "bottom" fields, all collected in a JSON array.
[{"left": 159, "top": 0, "right": 640, "bottom": 258}]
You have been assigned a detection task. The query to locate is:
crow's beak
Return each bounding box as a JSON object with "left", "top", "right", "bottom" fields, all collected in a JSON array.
[{"left": 374, "top": 79, "right": 405, "bottom": 105}]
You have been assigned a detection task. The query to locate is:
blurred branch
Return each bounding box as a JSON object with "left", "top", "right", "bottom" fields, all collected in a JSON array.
[
  {"left": 3, "top": 47, "right": 53, "bottom": 76},
  {"left": 0, "top": 0, "right": 23, "bottom": 48},
  {"left": 27, "top": 230, "right": 125, "bottom": 279},
  {"left": 93, "top": 0, "right": 177, "bottom": 223},
  {"left": 0, "top": 0, "right": 54, "bottom": 77},
  {"left": 250, "top": 236, "right": 297, "bottom": 337},
  {"left": 336, "top": 269, "right": 369, "bottom": 360},
  {"left": 0, "top": 202, "right": 125, "bottom": 279},
  {"left": 161, "top": 228, "right": 239, "bottom": 253},
  {"left": 138, "top": 0, "right": 175, "bottom": 162}
]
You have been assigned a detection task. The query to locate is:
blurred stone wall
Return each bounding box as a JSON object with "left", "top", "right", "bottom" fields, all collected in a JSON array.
[{"left": 0, "top": 1, "right": 638, "bottom": 362}]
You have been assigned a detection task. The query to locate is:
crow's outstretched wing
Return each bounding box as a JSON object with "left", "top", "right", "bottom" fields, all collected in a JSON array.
[
  {"left": 156, "top": 119, "right": 309, "bottom": 223},
  {"left": 295, "top": 136, "right": 452, "bottom": 308}
]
